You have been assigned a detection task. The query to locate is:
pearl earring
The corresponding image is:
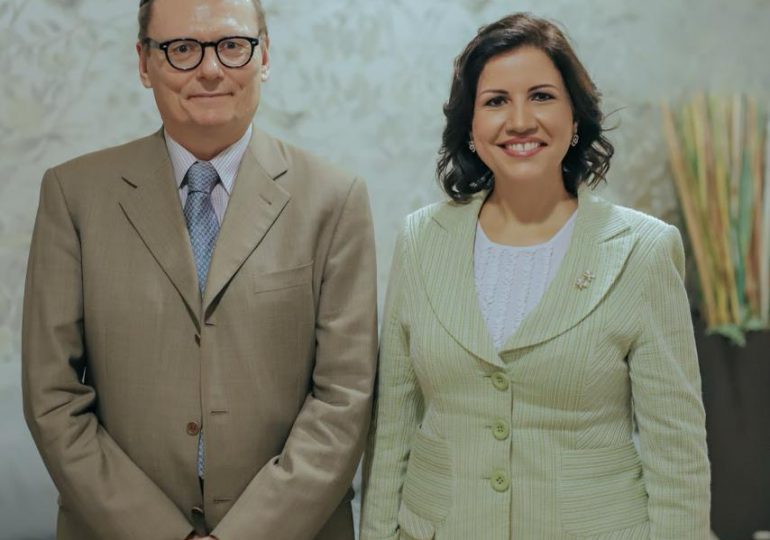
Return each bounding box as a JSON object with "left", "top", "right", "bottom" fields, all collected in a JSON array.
[{"left": 260, "top": 65, "right": 271, "bottom": 82}]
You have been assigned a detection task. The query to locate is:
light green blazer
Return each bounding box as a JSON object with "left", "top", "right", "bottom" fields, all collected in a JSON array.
[{"left": 361, "top": 190, "right": 710, "bottom": 540}]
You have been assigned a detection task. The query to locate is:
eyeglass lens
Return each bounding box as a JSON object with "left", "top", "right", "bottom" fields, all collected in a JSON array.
[{"left": 166, "top": 38, "right": 254, "bottom": 70}]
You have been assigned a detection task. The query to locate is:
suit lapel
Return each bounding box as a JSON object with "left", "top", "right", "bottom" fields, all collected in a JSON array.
[
  {"left": 118, "top": 130, "right": 201, "bottom": 329},
  {"left": 419, "top": 189, "right": 635, "bottom": 368},
  {"left": 499, "top": 190, "right": 634, "bottom": 352},
  {"left": 420, "top": 195, "right": 504, "bottom": 368},
  {"left": 202, "top": 127, "right": 290, "bottom": 315}
]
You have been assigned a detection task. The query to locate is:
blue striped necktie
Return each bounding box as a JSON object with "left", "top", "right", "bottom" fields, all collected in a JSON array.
[{"left": 183, "top": 160, "right": 220, "bottom": 478}]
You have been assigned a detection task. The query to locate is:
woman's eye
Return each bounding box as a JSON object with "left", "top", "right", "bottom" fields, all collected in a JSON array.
[
  {"left": 484, "top": 96, "right": 506, "bottom": 107},
  {"left": 531, "top": 92, "right": 554, "bottom": 102}
]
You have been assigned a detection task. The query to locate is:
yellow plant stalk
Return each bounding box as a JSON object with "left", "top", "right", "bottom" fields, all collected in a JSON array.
[
  {"left": 689, "top": 100, "right": 726, "bottom": 325},
  {"left": 710, "top": 97, "right": 742, "bottom": 325},
  {"left": 695, "top": 96, "right": 736, "bottom": 325},
  {"left": 746, "top": 99, "right": 767, "bottom": 321},
  {"left": 663, "top": 94, "right": 768, "bottom": 342},
  {"left": 759, "top": 117, "right": 770, "bottom": 322},
  {"left": 662, "top": 103, "right": 718, "bottom": 326},
  {"left": 747, "top": 98, "right": 762, "bottom": 317}
]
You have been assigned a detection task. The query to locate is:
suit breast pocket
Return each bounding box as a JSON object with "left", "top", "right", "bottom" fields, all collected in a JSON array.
[
  {"left": 249, "top": 263, "right": 315, "bottom": 361},
  {"left": 254, "top": 262, "right": 313, "bottom": 294},
  {"left": 559, "top": 442, "right": 649, "bottom": 537}
]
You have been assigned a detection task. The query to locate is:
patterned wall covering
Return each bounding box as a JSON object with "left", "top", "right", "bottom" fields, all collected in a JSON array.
[{"left": 1, "top": 0, "right": 769, "bottom": 537}]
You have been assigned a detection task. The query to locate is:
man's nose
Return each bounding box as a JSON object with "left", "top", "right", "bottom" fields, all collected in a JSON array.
[{"left": 197, "top": 46, "right": 225, "bottom": 79}]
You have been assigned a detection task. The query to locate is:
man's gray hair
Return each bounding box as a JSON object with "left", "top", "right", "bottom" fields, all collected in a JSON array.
[{"left": 138, "top": 0, "right": 268, "bottom": 42}]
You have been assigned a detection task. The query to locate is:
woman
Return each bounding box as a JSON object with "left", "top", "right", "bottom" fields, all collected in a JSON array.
[{"left": 361, "top": 13, "right": 710, "bottom": 540}]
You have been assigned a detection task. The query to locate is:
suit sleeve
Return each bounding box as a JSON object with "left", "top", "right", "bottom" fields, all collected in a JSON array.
[
  {"left": 211, "top": 178, "right": 378, "bottom": 540},
  {"left": 360, "top": 225, "right": 423, "bottom": 540},
  {"left": 628, "top": 224, "right": 711, "bottom": 539},
  {"left": 22, "top": 170, "right": 194, "bottom": 540}
]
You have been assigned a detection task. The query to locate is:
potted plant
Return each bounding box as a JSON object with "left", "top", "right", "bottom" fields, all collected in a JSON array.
[{"left": 663, "top": 95, "right": 770, "bottom": 540}]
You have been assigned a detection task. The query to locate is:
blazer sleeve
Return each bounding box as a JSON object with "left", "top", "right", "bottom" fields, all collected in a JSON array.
[
  {"left": 22, "top": 169, "right": 195, "bottom": 540},
  {"left": 211, "top": 178, "right": 378, "bottom": 540},
  {"left": 628, "top": 224, "right": 711, "bottom": 539},
  {"left": 360, "top": 224, "right": 424, "bottom": 540}
]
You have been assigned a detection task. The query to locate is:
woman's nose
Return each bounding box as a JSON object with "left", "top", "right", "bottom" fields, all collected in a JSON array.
[{"left": 505, "top": 101, "right": 537, "bottom": 133}]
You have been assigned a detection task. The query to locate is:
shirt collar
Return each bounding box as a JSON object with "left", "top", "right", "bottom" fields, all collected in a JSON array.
[{"left": 164, "top": 124, "right": 253, "bottom": 195}]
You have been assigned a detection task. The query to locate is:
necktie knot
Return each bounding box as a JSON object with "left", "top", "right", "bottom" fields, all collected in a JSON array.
[{"left": 186, "top": 161, "right": 219, "bottom": 194}]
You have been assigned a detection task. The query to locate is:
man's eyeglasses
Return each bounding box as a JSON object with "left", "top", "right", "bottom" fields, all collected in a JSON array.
[{"left": 142, "top": 36, "right": 261, "bottom": 71}]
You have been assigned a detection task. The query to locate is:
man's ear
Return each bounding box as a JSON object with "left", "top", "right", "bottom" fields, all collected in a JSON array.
[
  {"left": 260, "top": 35, "right": 270, "bottom": 67},
  {"left": 137, "top": 42, "right": 152, "bottom": 89}
]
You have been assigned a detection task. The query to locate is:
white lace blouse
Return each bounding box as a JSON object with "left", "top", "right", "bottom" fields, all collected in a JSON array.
[{"left": 473, "top": 212, "right": 577, "bottom": 350}]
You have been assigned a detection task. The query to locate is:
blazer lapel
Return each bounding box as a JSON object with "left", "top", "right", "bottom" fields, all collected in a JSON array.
[
  {"left": 202, "top": 127, "right": 290, "bottom": 316},
  {"left": 420, "top": 195, "right": 504, "bottom": 369},
  {"left": 118, "top": 130, "right": 201, "bottom": 329},
  {"left": 499, "top": 190, "right": 635, "bottom": 353}
]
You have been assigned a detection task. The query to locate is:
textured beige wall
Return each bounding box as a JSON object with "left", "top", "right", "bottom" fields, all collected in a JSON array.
[{"left": 1, "top": 0, "right": 769, "bottom": 537}]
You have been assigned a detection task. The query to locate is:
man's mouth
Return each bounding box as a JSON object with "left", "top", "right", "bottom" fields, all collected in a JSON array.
[{"left": 189, "top": 93, "right": 232, "bottom": 99}]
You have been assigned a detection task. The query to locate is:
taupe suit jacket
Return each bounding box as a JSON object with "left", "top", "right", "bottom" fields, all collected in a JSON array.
[{"left": 22, "top": 127, "right": 378, "bottom": 540}]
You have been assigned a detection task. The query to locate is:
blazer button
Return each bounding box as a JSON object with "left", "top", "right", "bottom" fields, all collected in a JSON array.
[
  {"left": 491, "top": 372, "right": 509, "bottom": 391},
  {"left": 490, "top": 470, "right": 510, "bottom": 492},
  {"left": 492, "top": 419, "right": 510, "bottom": 440},
  {"left": 186, "top": 422, "right": 201, "bottom": 436}
]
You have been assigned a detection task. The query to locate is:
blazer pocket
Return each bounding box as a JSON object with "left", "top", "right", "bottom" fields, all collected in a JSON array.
[
  {"left": 399, "top": 428, "right": 453, "bottom": 538},
  {"left": 559, "top": 442, "right": 649, "bottom": 537},
  {"left": 397, "top": 503, "right": 435, "bottom": 540},
  {"left": 254, "top": 262, "right": 313, "bottom": 294}
]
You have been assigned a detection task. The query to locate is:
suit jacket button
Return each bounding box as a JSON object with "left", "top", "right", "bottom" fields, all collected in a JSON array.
[
  {"left": 191, "top": 506, "right": 207, "bottom": 536},
  {"left": 490, "top": 470, "right": 510, "bottom": 492},
  {"left": 492, "top": 419, "right": 510, "bottom": 440},
  {"left": 491, "top": 372, "right": 510, "bottom": 391},
  {"left": 186, "top": 422, "right": 201, "bottom": 436}
]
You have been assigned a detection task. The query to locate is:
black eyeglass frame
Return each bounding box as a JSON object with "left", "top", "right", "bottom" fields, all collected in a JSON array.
[{"left": 142, "top": 35, "right": 261, "bottom": 71}]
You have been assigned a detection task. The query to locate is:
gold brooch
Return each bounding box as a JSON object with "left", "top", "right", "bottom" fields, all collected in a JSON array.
[{"left": 575, "top": 271, "right": 595, "bottom": 290}]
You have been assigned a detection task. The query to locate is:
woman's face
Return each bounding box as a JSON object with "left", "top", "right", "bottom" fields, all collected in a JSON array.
[{"left": 471, "top": 46, "right": 576, "bottom": 190}]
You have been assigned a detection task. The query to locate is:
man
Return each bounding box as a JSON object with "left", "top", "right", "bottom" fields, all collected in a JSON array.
[{"left": 22, "top": 0, "right": 377, "bottom": 538}]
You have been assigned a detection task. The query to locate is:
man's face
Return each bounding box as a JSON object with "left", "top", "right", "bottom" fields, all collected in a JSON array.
[{"left": 137, "top": 0, "right": 268, "bottom": 141}]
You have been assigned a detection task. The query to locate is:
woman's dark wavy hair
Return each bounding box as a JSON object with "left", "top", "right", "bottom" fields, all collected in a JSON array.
[{"left": 437, "top": 13, "right": 614, "bottom": 202}]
